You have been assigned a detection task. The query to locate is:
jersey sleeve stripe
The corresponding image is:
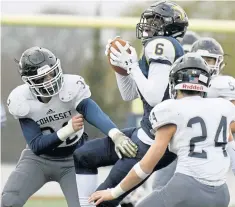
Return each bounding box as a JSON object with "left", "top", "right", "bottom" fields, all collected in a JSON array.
[{"left": 149, "top": 58, "right": 172, "bottom": 66}]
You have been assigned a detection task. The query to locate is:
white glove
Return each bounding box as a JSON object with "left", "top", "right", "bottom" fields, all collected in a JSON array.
[
  {"left": 105, "top": 36, "right": 121, "bottom": 56},
  {"left": 110, "top": 41, "right": 139, "bottom": 74}
]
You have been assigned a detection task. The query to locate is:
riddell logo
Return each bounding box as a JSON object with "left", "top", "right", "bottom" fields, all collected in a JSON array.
[{"left": 182, "top": 84, "right": 204, "bottom": 91}]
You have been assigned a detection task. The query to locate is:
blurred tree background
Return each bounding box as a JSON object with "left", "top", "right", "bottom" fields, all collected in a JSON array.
[{"left": 1, "top": 1, "right": 235, "bottom": 163}]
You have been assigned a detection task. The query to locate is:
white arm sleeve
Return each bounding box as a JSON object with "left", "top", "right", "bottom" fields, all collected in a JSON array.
[
  {"left": 130, "top": 63, "right": 171, "bottom": 107},
  {"left": 115, "top": 72, "right": 139, "bottom": 101},
  {"left": 227, "top": 140, "right": 235, "bottom": 175}
]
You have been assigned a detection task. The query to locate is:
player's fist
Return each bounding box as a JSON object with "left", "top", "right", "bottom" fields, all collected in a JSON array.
[{"left": 72, "top": 114, "right": 84, "bottom": 131}]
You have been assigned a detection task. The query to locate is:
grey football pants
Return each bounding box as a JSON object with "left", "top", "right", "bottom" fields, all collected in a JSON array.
[
  {"left": 152, "top": 159, "right": 177, "bottom": 190},
  {"left": 136, "top": 173, "right": 230, "bottom": 207},
  {"left": 1, "top": 149, "right": 80, "bottom": 207}
]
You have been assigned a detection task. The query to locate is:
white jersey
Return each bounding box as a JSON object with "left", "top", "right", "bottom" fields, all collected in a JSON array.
[
  {"left": 207, "top": 75, "right": 235, "bottom": 100},
  {"left": 150, "top": 96, "right": 235, "bottom": 186},
  {"left": 7, "top": 74, "right": 91, "bottom": 148}
]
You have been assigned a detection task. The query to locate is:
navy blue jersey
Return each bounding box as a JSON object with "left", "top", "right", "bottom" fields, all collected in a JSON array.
[{"left": 138, "top": 36, "right": 184, "bottom": 139}]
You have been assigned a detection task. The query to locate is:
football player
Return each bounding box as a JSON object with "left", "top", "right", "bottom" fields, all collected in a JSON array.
[
  {"left": 89, "top": 53, "right": 234, "bottom": 207},
  {"left": 191, "top": 37, "right": 225, "bottom": 75},
  {"left": 181, "top": 30, "right": 200, "bottom": 53},
  {"left": 1, "top": 47, "right": 137, "bottom": 207},
  {"left": 207, "top": 75, "right": 235, "bottom": 175},
  {"left": 152, "top": 35, "right": 225, "bottom": 191},
  {"left": 74, "top": 1, "right": 188, "bottom": 206}
]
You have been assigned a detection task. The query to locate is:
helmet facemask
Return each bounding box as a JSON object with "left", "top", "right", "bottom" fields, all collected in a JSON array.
[
  {"left": 22, "top": 59, "right": 64, "bottom": 97},
  {"left": 195, "top": 50, "right": 224, "bottom": 76},
  {"left": 136, "top": 11, "right": 165, "bottom": 43}
]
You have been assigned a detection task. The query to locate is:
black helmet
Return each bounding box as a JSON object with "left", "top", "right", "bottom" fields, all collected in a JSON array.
[
  {"left": 18, "top": 46, "right": 63, "bottom": 97},
  {"left": 169, "top": 53, "right": 211, "bottom": 98},
  {"left": 136, "top": 1, "right": 188, "bottom": 42},
  {"left": 191, "top": 37, "right": 224, "bottom": 75},
  {"left": 181, "top": 31, "right": 200, "bottom": 53}
]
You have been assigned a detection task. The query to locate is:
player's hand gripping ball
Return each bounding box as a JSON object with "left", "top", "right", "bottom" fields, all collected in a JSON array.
[{"left": 106, "top": 37, "right": 131, "bottom": 76}]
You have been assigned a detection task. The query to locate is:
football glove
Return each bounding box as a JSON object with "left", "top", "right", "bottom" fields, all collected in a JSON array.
[
  {"left": 105, "top": 36, "right": 121, "bottom": 56},
  {"left": 111, "top": 131, "right": 138, "bottom": 159},
  {"left": 109, "top": 41, "right": 139, "bottom": 74}
]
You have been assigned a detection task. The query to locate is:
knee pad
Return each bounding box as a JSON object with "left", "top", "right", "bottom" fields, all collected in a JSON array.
[
  {"left": 1, "top": 192, "right": 24, "bottom": 207},
  {"left": 73, "top": 148, "right": 98, "bottom": 174}
]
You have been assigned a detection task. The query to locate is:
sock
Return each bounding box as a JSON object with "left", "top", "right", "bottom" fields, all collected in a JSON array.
[{"left": 76, "top": 174, "right": 98, "bottom": 207}]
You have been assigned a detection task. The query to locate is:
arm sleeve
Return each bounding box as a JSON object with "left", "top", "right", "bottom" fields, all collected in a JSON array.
[
  {"left": 19, "top": 118, "right": 63, "bottom": 155},
  {"left": 130, "top": 62, "right": 171, "bottom": 107},
  {"left": 115, "top": 72, "right": 139, "bottom": 101},
  {"left": 76, "top": 98, "right": 117, "bottom": 135}
]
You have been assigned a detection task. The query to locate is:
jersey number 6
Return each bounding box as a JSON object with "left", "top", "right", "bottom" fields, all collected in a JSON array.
[{"left": 155, "top": 43, "right": 164, "bottom": 55}]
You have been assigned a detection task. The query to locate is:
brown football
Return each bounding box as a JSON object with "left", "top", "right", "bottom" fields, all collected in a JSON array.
[{"left": 107, "top": 37, "right": 131, "bottom": 76}]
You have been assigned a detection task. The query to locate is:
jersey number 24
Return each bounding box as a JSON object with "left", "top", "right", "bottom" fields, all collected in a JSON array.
[{"left": 188, "top": 116, "right": 227, "bottom": 159}]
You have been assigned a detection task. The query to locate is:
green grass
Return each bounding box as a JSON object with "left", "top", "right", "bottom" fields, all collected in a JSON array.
[{"left": 24, "top": 198, "right": 67, "bottom": 207}]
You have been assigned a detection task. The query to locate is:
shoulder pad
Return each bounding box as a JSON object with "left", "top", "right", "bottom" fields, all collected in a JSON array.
[
  {"left": 144, "top": 37, "right": 176, "bottom": 65},
  {"left": 208, "top": 75, "right": 235, "bottom": 99},
  {"left": 7, "top": 85, "right": 30, "bottom": 118},
  {"left": 149, "top": 99, "right": 179, "bottom": 131},
  {"left": 59, "top": 75, "right": 91, "bottom": 102}
]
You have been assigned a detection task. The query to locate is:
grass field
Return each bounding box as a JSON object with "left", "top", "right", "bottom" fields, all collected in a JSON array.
[{"left": 25, "top": 198, "right": 67, "bottom": 207}]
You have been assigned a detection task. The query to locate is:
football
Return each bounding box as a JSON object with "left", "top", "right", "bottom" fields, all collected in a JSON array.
[{"left": 107, "top": 37, "right": 131, "bottom": 76}]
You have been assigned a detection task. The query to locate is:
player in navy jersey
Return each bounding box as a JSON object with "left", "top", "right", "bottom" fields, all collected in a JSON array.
[
  {"left": 74, "top": 1, "right": 188, "bottom": 207},
  {"left": 1, "top": 46, "right": 138, "bottom": 207}
]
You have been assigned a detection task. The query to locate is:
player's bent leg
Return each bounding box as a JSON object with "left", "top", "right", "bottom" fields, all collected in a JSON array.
[
  {"left": 96, "top": 129, "right": 150, "bottom": 207},
  {"left": 1, "top": 149, "right": 46, "bottom": 207},
  {"left": 96, "top": 157, "right": 152, "bottom": 207},
  {"left": 73, "top": 137, "right": 118, "bottom": 207},
  {"left": 152, "top": 158, "right": 177, "bottom": 190},
  {"left": 96, "top": 130, "right": 176, "bottom": 207},
  {"left": 73, "top": 128, "right": 136, "bottom": 207},
  {"left": 58, "top": 157, "right": 80, "bottom": 207}
]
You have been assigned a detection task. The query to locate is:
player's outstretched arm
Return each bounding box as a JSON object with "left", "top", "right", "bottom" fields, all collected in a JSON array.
[
  {"left": 76, "top": 98, "right": 138, "bottom": 158},
  {"left": 88, "top": 124, "right": 176, "bottom": 205},
  {"left": 19, "top": 115, "right": 83, "bottom": 155}
]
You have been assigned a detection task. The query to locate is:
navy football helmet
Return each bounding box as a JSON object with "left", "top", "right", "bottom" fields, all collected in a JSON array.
[{"left": 136, "top": 1, "right": 188, "bottom": 42}]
